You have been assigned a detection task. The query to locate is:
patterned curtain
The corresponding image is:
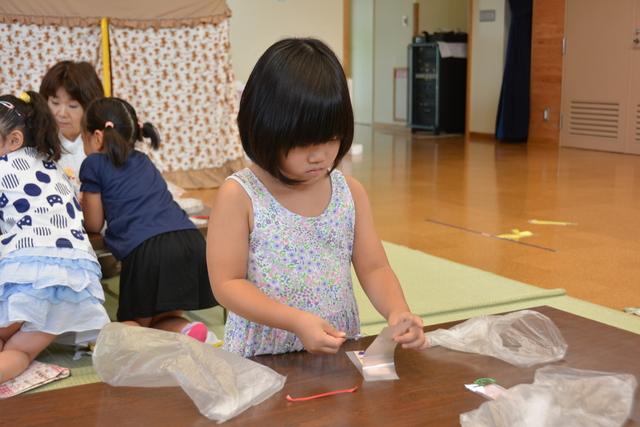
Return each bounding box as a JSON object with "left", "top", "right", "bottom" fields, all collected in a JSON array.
[
  {"left": 0, "top": 22, "right": 102, "bottom": 94},
  {"left": 109, "top": 19, "right": 246, "bottom": 186},
  {"left": 1, "top": 4, "right": 245, "bottom": 189}
]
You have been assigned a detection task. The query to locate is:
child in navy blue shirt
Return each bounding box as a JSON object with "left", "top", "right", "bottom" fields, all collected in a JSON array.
[{"left": 79, "top": 98, "right": 216, "bottom": 341}]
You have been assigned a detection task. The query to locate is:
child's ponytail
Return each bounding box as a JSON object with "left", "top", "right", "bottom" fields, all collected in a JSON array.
[
  {"left": 101, "top": 122, "right": 132, "bottom": 167},
  {"left": 141, "top": 122, "right": 161, "bottom": 150},
  {"left": 23, "top": 91, "right": 61, "bottom": 161},
  {"left": 83, "top": 97, "right": 162, "bottom": 167},
  {"left": 118, "top": 98, "right": 161, "bottom": 150},
  {"left": 0, "top": 91, "right": 60, "bottom": 160}
]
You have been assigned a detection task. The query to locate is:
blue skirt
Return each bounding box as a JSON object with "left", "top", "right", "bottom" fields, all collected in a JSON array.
[{"left": 0, "top": 247, "right": 110, "bottom": 335}]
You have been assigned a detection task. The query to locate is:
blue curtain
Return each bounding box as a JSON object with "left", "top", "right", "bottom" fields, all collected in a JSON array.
[{"left": 495, "top": 0, "right": 532, "bottom": 142}]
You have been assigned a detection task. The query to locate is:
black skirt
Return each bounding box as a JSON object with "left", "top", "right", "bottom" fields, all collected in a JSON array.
[{"left": 117, "top": 229, "right": 217, "bottom": 321}]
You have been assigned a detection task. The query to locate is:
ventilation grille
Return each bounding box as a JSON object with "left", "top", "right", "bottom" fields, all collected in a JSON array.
[
  {"left": 636, "top": 105, "right": 640, "bottom": 143},
  {"left": 569, "top": 101, "right": 619, "bottom": 139}
]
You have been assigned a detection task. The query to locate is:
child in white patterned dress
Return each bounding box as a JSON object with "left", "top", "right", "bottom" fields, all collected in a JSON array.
[
  {"left": 207, "top": 38, "right": 426, "bottom": 357},
  {"left": 0, "top": 91, "right": 110, "bottom": 383}
]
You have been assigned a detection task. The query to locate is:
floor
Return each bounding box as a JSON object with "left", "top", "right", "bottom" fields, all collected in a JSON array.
[{"left": 184, "top": 124, "right": 640, "bottom": 311}]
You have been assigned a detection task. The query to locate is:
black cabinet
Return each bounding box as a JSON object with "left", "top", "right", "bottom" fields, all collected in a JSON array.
[{"left": 408, "top": 42, "right": 466, "bottom": 134}]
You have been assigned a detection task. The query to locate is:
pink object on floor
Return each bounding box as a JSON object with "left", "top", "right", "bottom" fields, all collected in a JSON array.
[{"left": 182, "top": 322, "right": 208, "bottom": 342}]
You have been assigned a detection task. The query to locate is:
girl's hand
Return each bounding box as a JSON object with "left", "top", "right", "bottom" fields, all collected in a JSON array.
[
  {"left": 388, "top": 311, "right": 427, "bottom": 350},
  {"left": 294, "top": 312, "right": 347, "bottom": 354}
]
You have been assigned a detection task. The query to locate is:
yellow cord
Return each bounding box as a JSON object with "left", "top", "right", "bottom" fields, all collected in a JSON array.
[{"left": 100, "top": 18, "right": 112, "bottom": 97}]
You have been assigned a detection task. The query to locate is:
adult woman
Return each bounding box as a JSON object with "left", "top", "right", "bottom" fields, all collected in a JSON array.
[
  {"left": 39, "top": 61, "right": 120, "bottom": 279},
  {"left": 39, "top": 60, "right": 104, "bottom": 191}
]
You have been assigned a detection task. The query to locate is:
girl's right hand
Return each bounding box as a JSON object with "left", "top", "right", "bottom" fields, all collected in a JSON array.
[{"left": 294, "top": 312, "right": 346, "bottom": 354}]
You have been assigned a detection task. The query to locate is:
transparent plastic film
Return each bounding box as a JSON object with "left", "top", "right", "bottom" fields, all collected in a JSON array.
[
  {"left": 426, "top": 310, "right": 568, "bottom": 367},
  {"left": 92, "top": 323, "right": 286, "bottom": 423}
]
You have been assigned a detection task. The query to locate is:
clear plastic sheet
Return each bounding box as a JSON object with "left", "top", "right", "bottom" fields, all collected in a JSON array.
[
  {"left": 460, "top": 365, "right": 638, "bottom": 427},
  {"left": 426, "top": 310, "right": 568, "bottom": 367},
  {"left": 92, "top": 323, "right": 286, "bottom": 423}
]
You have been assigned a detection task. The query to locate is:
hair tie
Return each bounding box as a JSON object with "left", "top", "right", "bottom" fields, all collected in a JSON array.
[
  {"left": 104, "top": 121, "right": 114, "bottom": 129},
  {"left": 18, "top": 92, "right": 31, "bottom": 103}
]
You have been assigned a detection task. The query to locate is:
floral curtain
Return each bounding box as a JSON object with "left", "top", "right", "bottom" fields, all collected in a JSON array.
[
  {"left": 0, "top": 22, "right": 102, "bottom": 94},
  {"left": 109, "top": 19, "right": 245, "bottom": 182},
  {"left": 0, "top": 0, "right": 245, "bottom": 188}
]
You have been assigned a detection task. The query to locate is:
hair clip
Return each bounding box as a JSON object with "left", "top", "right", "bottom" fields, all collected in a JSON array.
[
  {"left": 0, "top": 100, "right": 16, "bottom": 110},
  {"left": 104, "top": 121, "right": 114, "bottom": 129},
  {"left": 0, "top": 100, "right": 23, "bottom": 117},
  {"left": 18, "top": 92, "right": 31, "bottom": 103}
]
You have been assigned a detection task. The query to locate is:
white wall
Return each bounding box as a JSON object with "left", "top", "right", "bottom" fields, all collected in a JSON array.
[
  {"left": 352, "top": 0, "right": 374, "bottom": 124},
  {"left": 226, "top": 0, "right": 505, "bottom": 132},
  {"left": 226, "top": 0, "right": 343, "bottom": 84},
  {"left": 469, "top": 0, "right": 506, "bottom": 133},
  {"left": 418, "top": 0, "right": 468, "bottom": 34},
  {"left": 373, "top": 0, "right": 414, "bottom": 124}
]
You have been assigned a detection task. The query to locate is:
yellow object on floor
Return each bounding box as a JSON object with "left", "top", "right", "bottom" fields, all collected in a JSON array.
[
  {"left": 496, "top": 229, "right": 533, "bottom": 241},
  {"left": 529, "top": 219, "right": 577, "bottom": 226}
]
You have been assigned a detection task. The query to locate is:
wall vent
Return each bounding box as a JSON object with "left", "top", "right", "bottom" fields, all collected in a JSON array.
[
  {"left": 635, "top": 104, "right": 640, "bottom": 143},
  {"left": 569, "top": 101, "right": 619, "bottom": 139}
]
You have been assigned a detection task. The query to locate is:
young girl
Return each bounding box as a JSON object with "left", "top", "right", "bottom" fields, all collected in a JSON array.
[
  {"left": 79, "top": 98, "right": 217, "bottom": 341},
  {"left": 39, "top": 61, "right": 104, "bottom": 192},
  {"left": 0, "top": 91, "right": 110, "bottom": 383},
  {"left": 207, "top": 38, "right": 426, "bottom": 357}
]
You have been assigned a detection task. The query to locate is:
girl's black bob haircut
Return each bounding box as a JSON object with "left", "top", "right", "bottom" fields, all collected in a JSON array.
[{"left": 237, "top": 37, "right": 354, "bottom": 184}]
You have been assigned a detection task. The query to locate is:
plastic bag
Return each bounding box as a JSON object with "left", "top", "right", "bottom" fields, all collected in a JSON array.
[
  {"left": 93, "top": 323, "right": 286, "bottom": 423},
  {"left": 460, "top": 365, "right": 638, "bottom": 427},
  {"left": 426, "top": 310, "right": 567, "bottom": 367}
]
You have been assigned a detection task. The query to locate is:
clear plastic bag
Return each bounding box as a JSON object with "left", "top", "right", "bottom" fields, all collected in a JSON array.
[
  {"left": 93, "top": 323, "right": 286, "bottom": 423},
  {"left": 426, "top": 310, "right": 568, "bottom": 367},
  {"left": 460, "top": 365, "right": 638, "bottom": 427}
]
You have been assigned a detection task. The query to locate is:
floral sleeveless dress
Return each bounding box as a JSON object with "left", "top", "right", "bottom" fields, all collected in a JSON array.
[{"left": 223, "top": 168, "right": 360, "bottom": 357}]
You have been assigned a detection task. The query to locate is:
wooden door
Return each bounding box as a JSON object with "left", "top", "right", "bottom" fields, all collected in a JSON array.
[
  {"left": 560, "top": 0, "right": 635, "bottom": 153},
  {"left": 625, "top": 3, "right": 640, "bottom": 154}
]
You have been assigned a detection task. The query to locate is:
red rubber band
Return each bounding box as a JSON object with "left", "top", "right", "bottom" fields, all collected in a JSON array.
[{"left": 286, "top": 386, "right": 358, "bottom": 402}]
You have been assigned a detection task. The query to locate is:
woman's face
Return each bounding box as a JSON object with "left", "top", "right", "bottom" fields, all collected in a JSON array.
[{"left": 47, "top": 87, "right": 84, "bottom": 141}]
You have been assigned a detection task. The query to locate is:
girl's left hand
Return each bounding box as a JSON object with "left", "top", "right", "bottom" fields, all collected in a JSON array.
[{"left": 388, "top": 311, "right": 427, "bottom": 350}]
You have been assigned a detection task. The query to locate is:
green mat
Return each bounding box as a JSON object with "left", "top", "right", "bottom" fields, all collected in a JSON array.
[
  {"left": 29, "top": 241, "right": 639, "bottom": 393},
  {"left": 355, "top": 242, "right": 566, "bottom": 334}
]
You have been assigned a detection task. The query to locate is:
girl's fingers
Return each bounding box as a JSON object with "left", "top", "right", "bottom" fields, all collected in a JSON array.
[
  {"left": 401, "top": 335, "right": 427, "bottom": 349},
  {"left": 324, "top": 326, "right": 346, "bottom": 338},
  {"left": 394, "top": 326, "right": 426, "bottom": 349}
]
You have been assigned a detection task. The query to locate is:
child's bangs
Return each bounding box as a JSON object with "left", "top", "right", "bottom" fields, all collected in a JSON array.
[{"left": 283, "top": 91, "right": 351, "bottom": 151}]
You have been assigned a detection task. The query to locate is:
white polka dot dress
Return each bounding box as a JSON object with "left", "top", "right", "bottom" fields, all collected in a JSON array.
[{"left": 0, "top": 148, "right": 109, "bottom": 334}]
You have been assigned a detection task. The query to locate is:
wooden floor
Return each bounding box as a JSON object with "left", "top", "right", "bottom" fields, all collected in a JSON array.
[{"left": 185, "top": 124, "right": 640, "bottom": 311}]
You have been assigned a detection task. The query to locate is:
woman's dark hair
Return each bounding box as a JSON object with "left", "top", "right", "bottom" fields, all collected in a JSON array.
[
  {"left": 39, "top": 61, "right": 104, "bottom": 109},
  {"left": 83, "top": 97, "right": 160, "bottom": 167},
  {"left": 0, "top": 91, "right": 60, "bottom": 160},
  {"left": 237, "top": 37, "right": 354, "bottom": 185}
]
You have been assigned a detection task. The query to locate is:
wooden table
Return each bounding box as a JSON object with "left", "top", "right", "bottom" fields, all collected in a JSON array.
[{"left": 2, "top": 306, "right": 638, "bottom": 426}]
